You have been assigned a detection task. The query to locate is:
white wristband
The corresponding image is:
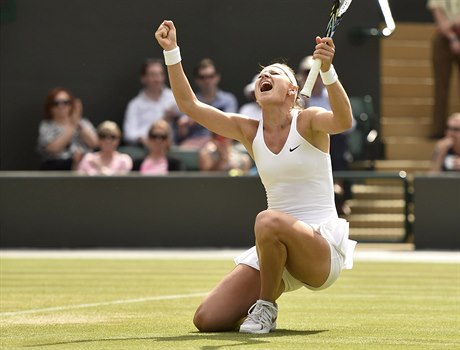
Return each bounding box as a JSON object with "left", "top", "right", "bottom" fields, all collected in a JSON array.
[
  {"left": 320, "top": 65, "right": 338, "bottom": 85},
  {"left": 163, "top": 46, "right": 181, "bottom": 66}
]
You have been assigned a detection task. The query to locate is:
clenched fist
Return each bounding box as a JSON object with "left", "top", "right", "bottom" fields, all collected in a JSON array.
[{"left": 155, "top": 20, "right": 177, "bottom": 51}]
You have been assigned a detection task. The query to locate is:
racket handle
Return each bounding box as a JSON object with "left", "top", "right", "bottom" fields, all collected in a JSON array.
[{"left": 300, "top": 58, "right": 322, "bottom": 98}]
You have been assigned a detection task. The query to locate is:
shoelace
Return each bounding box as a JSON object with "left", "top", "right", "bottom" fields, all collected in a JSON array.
[{"left": 246, "top": 301, "right": 277, "bottom": 327}]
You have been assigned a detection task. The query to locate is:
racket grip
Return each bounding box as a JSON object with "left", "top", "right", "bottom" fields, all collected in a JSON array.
[{"left": 300, "top": 59, "right": 322, "bottom": 98}]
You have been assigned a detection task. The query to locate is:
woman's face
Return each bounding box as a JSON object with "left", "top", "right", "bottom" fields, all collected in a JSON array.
[
  {"left": 254, "top": 65, "right": 295, "bottom": 106},
  {"left": 147, "top": 126, "right": 169, "bottom": 153},
  {"left": 98, "top": 130, "right": 120, "bottom": 153},
  {"left": 51, "top": 91, "right": 72, "bottom": 118}
]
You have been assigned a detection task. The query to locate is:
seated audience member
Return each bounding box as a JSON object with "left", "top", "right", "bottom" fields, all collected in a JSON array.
[
  {"left": 431, "top": 112, "right": 460, "bottom": 172},
  {"left": 139, "top": 120, "right": 182, "bottom": 175},
  {"left": 123, "top": 58, "right": 180, "bottom": 148},
  {"left": 199, "top": 133, "right": 252, "bottom": 174},
  {"left": 177, "top": 58, "right": 238, "bottom": 148},
  {"left": 239, "top": 74, "right": 262, "bottom": 120},
  {"left": 37, "top": 87, "right": 98, "bottom": 170},
  {"left": 78, "top": 121, "right": 132, "bottom": 175}
]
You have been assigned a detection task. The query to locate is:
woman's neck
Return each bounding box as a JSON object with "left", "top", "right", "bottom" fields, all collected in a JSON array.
[
  {"left": 149, "top": 150, "right": 166, "bottom": 160},
  {"left": 99, "top": 150, "right": 115, "bottom": 161},
  {"left": 262, "top": 106, "right": 292, "bottom": 131},
  {"left": 52, "top": 114, "right": 69, "bottom": 124}
]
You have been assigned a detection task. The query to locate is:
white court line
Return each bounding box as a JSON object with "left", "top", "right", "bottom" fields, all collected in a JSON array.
[
  {"left": 1, "top": 249, "right": 459, "bottom": 263},
  {"left": 0, "top": 292, "right": 207, "bottom": 317}
]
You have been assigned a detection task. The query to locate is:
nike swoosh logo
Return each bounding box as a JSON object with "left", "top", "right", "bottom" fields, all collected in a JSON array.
[{"left": 289, "top": 145, "right": 301, "bottom": 152}]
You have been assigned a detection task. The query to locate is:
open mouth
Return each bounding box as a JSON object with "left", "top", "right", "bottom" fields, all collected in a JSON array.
[{"left": 260, "top": 81, "right": 273, "bottom": 92}]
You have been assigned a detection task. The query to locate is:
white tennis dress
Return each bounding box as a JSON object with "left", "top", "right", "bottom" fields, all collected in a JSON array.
[{"left": 235, "top": 109, "right": 356, "bottom": 292}]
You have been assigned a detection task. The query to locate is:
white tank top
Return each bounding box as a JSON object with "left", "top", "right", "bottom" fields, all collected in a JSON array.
[{"left": 252, "top": 109, "right": 338, "bottom": 225}]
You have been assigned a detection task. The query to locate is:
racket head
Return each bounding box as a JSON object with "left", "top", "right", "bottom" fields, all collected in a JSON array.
[{"left": 325, "top": 0, "right": 353, "bottom": 37}]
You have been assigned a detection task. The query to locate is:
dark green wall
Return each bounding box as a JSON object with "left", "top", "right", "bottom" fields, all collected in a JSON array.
[
  {"left": 0, "top": 174, "right": 267, "bottom": 248},
  {"left": 414, "top": 175, "right": 460, "bottom": 250}
]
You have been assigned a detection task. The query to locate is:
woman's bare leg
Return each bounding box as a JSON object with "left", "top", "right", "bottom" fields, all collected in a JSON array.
[
  {"left": 255, "top": 209, "right": 331, "bottom": 303},
  {"left": 193, "top": 264, "right": 261, "bottom": 332}
]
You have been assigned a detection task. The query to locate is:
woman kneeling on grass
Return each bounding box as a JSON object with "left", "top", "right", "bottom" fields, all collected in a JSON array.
[{"left": 155, "top": 20, "right": 356, "bottom": 334}]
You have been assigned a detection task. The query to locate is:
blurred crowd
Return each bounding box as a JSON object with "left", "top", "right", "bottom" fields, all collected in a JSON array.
[
  {"left": 38, "top": 55, "right": 358, "bottom": 177},
  {"left": 38, "top": 35, "right": 460, "bottom": 178}
]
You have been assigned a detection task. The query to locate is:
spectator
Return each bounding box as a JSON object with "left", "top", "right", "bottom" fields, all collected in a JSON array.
[
  {"left": 37, "top": 87, "right": 98, "bottom": 170},
  {"left": 78, "top": 121, "right": 132, "bottom": 175},
  {"left": 239, "top": 75, "right": 262, "bottom": 120},
  {"left": 427, "top": 0, "right": 460, "bottom": 139},
  {"left": 199, "top": 133, "right": 252, "bottom": 174},
  {"left": 177, "top": 58, "right": 238, "bottom": 147},
  {"left": 431, "top": 112, "right": 460, "bottom": 172},
  {"left": 123, "top": 58, "right": 180, "bottom": 147},
  {"left": 139, "top": 119, "right": 182, "bottom": 175}
]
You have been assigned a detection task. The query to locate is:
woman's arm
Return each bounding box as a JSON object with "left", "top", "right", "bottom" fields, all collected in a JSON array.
[
  {"left": 78, "top": 122, "right": 99, "bottom": 149},
  {"left": 71, "top": 100, "right": 98, "bottom": 149},
  {"left": 154, "top": 20, "right": 246, "bottom": 142},
  {"left": 302, "top": 37, "right": 353, "bottom": 135},
  {"left": 44, "top": 124, "right": 78, "bottom": 154}
]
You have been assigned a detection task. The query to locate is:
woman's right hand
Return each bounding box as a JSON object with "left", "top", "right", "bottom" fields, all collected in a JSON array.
[{"left": 155, "top": 20, "right": 177, "bottom": 51}]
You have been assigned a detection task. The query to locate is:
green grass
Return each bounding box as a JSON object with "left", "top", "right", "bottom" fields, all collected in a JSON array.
[{"left": 0, "top": 257, "right": 459, "bottom": 349}]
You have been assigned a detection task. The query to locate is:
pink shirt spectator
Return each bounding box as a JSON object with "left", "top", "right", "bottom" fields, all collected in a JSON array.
[
  {"left": 78, "top": 152, "right": 132, "bottom": 175},
  {"left": 139, "top": 157, "right": 168, "bottom": 175}
]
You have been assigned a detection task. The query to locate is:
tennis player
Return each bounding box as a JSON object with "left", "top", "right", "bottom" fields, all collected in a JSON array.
[{"left": 155, "top": 20, "right": 356, "bottom": 334}]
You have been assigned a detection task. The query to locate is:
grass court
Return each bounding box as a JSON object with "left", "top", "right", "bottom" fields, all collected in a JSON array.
[{"left": 1, "top": 252, "right": 459, "bottom": 349}]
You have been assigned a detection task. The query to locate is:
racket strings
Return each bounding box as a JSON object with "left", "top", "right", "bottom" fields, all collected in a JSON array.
[{"left": 325, "top": 0, "right": 346, "bottom": 38}]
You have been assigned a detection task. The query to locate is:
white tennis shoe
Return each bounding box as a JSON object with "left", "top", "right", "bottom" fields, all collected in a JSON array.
[{"left": 239, "top": 299, "right": 278, "bottom": 334}]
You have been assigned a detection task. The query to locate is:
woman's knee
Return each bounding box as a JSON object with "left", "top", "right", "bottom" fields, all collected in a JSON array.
[
  {"left": 193, "top": 306, "right": 212, "bottom": 332},
  {"left": 255, "top": 210, "right": 283, "bottom": 239},
  {"left": 193, "top": 305, "right": 235, "bottom": 332}
]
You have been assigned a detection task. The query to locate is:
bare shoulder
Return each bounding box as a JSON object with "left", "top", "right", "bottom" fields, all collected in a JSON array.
[
  {"left": 297, "top": 107, "right": 330, "bottom": 152},
  {"left": 235, "top": 114, "right": 259, "bottom": 140},
  {"left": 297, "top": 107, "right": 328, "bottom": 132},
  {"left": 229, "top": 114, "right": 259, "bottom": 156}
]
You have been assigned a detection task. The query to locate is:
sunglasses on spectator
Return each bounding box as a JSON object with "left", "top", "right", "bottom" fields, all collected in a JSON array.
[
  {"left": 149, "top": 133, "right": 168, "bottom": 141},
  {"left": 98, "top": 133, "right": 119, "bottom": 140},
  {"left": 447, "top": 126, "right": 460, "bottom": 132},
  {"left": 52, "top": 99, "right": 71, "bottom": 107},
  {"left": 197, "top": 73, "right": 216, "bottom": 80}
]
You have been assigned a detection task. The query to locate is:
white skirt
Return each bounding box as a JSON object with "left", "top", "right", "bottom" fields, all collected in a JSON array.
[{"left": 234, "top": 217, "right": 357, "bottom": 292}]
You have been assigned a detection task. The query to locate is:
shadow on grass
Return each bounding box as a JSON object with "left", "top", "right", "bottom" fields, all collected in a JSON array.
[{"left": 24, "top": 329, "right": 327, "bottom": 349}]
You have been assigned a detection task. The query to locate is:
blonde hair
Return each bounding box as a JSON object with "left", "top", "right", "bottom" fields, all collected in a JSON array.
[{"left": 97, "top": 120, "right": 121, "bottom": 138}]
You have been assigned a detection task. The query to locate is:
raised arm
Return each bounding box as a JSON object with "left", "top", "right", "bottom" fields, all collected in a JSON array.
[
  {"left": 302, "top": 37, "right": 353, "bottom": 135},
  {"left": 154, "top": 20, "right": 246, "bottom": 142}
]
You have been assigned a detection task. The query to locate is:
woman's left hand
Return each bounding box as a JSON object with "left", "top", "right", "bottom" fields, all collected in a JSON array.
[
  {"left": 313, "top": 36, "right": 335, "bottom": 72},
  {"left": 70, "top": 99, "right": 83, "bottom": 126}
]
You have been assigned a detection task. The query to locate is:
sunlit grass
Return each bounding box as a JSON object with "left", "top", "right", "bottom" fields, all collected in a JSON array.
[{"left": 1, "top": 258, "right": 459, "bottom": 349}]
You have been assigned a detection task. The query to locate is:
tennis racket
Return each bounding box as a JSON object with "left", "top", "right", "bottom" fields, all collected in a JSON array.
[{"left": 300, "top": 0, "right": 353, "bottom": 97}]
